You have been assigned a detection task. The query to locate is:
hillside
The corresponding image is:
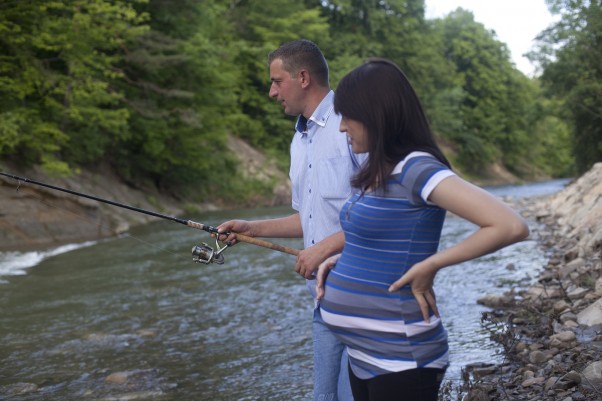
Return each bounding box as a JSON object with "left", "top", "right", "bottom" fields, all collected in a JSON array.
[{"left": 0, "top": 137, "right": 530, "bottom": 252}]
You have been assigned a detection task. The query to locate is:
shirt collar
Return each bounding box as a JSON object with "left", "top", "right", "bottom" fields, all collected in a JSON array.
[{"left": 295, "top": 90, "right": 335, "bottom": 134}]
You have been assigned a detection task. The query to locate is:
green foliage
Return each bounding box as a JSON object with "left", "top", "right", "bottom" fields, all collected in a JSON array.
[
  {"left": 533, "top": 0, "right": 602, "bottom": 173},
  {"left": 435, "top": 9, "right": 544, "bottom": 174},
  {"left": 0, "top": 0, "right": 148, "bottom": 173},
  {"left": 0, "top": 0, "right": 580, "bottom": 204}
]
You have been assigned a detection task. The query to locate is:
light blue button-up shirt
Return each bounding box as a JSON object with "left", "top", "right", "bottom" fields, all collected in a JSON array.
[{"left": 290, "top": 90, "right": 364, "bottom": 257}]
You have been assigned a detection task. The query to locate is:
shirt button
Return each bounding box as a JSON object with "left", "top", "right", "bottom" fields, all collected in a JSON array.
[
  {"left": 309, "top": 164, "right": 312, "bottom": 168},
  {"left": 312, "top": 240, "right": 315, "bottom": 244},
  {"left": 309, "top": 189, "right": 311, "bottom": 193}
]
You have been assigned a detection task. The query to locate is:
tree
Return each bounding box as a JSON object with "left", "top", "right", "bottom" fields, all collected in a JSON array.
[
  {"left": 0, "top": 0, "right": 148, "bottom": 174},
  {"left": 435, "top": 9, "right": 537, "bottom": 174},
  {"left": 113, "top": 0, "right": 242, "bottom": 195},
  {"left": 531, "top": 0, "right": 602, "bottom": 173}
]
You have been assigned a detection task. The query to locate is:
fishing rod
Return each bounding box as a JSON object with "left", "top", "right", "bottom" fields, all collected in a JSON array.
[{"left": 0, "top": 171, "right": 300, "bottom": 264}]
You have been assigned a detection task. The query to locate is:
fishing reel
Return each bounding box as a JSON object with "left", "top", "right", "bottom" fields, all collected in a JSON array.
[{"left": 191, "top": 238, "right": 229, "bottom": 264}]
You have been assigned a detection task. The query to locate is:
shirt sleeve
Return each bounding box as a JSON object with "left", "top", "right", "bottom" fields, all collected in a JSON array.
[{"left": 399, "top": 156, "right": 455, "bottom": 205}]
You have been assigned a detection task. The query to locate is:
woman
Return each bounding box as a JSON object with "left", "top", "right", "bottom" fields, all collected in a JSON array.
[{"left": 315, "top": 58, "right": 529, "bottom": 401}]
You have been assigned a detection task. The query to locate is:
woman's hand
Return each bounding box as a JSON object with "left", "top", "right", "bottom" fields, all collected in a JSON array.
[
  {"left": 315, "top": 254, "right": 341, "bottom": 300},
  {"left": 389, "top": 261, "right": 440, "bottom": 323}
]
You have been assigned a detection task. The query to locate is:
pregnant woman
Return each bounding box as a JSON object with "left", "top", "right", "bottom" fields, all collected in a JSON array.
[{"left": 316, "top": 58, "right": 529, "bottom": 401}]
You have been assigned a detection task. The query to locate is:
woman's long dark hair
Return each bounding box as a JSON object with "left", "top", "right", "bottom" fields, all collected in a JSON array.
[{"left": 334, "top": 58, "right": 450, "bottom": 192}]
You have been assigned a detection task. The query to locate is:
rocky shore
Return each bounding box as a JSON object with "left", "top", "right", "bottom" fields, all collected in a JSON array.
[{"left": 460, "top": 163, "right": 602, "bottom": 401}]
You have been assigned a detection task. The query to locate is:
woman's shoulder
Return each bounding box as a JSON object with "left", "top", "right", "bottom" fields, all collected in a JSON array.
[{"left": 391, "top": 151, "right": 444, "bottom": 175}]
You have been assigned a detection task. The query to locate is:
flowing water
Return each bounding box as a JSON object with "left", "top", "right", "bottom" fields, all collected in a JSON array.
[{"left": 0, "top": 179, "right": 570, "bottom": 400}]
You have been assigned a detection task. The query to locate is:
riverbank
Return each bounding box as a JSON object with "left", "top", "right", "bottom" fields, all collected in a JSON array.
[
  {"left": 0, "top": 165, "right": 190, "bottom": 251},
  {"left": 461, "top": 163, "right": 602, "bottom": 401},
  {"left": 0, "top": 137, "right": 291, "bottom": 251}
]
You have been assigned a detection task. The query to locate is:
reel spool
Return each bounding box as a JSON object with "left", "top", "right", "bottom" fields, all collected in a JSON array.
[{"left": 191, "top": 239, "right": 228, "bottom": 264}]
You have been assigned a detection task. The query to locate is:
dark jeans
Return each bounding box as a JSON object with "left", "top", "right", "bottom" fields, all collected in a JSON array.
[{"left": 349, "top": 365, "right": 446, "bottom": 401}]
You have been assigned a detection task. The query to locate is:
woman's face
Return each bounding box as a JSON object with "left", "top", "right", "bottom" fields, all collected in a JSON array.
[{"left": 339, "top": 116, "right": 369, "bottom": 153}]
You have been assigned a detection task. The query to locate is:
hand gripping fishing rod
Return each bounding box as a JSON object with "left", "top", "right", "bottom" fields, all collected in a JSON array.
[{"left": 0, "top": 172, "right": 300, "bottom": 264}]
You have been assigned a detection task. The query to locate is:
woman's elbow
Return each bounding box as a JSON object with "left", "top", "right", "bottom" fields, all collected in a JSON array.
[{"left": 509, "top": 217, "right": 530, "bottom": 243}]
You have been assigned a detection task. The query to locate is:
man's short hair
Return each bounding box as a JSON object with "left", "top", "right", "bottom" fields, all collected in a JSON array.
[{"left": 268, "top": 39, "right": 329, "bottom": 87}]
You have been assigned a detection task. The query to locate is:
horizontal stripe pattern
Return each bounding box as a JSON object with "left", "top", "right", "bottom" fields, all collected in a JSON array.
[{"left": 320, "top": 153, "right": 454, "bottom": 379}]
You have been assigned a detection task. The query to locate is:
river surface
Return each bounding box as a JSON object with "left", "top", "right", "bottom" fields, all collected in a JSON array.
[{"left": 0, "top": 179, "right": 570, "bottom": 400}]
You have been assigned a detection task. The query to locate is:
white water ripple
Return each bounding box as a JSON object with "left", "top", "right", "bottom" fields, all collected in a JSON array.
[{"left": 0, "top": 241, "right": 96, "bottom": 282}]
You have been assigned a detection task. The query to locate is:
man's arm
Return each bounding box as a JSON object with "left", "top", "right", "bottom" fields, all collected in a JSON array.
[{"left": 216, "top": 213, "right": 303, "bottom": 243}]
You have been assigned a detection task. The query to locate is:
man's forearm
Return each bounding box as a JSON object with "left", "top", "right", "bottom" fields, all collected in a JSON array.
[{"left": 252, "top": 213, "right": 303, "bottom": 238}]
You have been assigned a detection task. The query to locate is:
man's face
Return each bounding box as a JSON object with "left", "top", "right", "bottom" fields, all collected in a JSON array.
[{"left": 269, "top": 58, "right": 304, "bottom": 116}]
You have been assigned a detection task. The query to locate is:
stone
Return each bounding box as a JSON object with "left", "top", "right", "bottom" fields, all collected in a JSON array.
[
  {"left": 559, "top": 258, "right": 585, "bottom": 279},
  {"left": 522, "top": 376, "right": 546, "bottom": 387},
  {"left": 581, "top": 361, "right": 602, "bottom": 391},
  {"left": 554, "top": 299, "right": 571, "bottom": 313},
  {"left": 529, "top": 350, "right": 550, "bottom": 364},
  {"left": 523, "top": 370, "right": 535, "bottom": 380},
  {"left": 576, "top": 298, "right": 602, "bottom": 326},
  {"left": 559, "top": 311, "right": 578, "bottom": 323},
  {"left": 550, "top": 331, "right": 576, "bottom": 343},
  {"left": 566, "top": 286, "right": 589, "bottom": 300},
  {"left": 472, "top": 365, "right": 498, "bottom": 379},
  {"left": 524, "top": 284, "right": 563, "bottom": 299},
  {"left": 562, "top": 370, "right": 582, "bottom": 384},
  {"left": 477, "top": 293, "right": 513, "bottom": 307}
]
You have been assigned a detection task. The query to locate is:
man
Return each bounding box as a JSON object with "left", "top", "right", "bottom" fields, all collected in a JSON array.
[{"left": 217, "top": 39, "right": 363, "bottom": 401}]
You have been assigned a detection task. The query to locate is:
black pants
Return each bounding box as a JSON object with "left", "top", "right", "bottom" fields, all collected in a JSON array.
[{"left": 349, "top": 365, "right": 446, "bottom": 401}]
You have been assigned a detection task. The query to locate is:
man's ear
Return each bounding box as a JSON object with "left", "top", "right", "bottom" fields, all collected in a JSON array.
[{"left": 298, "top": 69, "right": 310, "bottom": 88}]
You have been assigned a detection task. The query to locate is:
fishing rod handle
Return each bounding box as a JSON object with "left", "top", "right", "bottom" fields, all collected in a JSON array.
[
  {"left": 235, "top": 233, "right": 300, "bottom": 257},
  {"left": 186, "top": 220, "right": 300, "bottom": 257}
]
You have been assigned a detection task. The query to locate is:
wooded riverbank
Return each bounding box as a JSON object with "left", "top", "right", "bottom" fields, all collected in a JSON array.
[{"left": 0, "top": 137, "right": 291, "bottom": 252}]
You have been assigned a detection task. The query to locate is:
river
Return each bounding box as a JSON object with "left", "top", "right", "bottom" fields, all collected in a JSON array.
[{"left": 0, "top": 179, "right": 570, "bottom": 400}]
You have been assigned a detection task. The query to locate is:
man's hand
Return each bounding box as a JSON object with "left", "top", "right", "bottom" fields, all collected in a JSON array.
[
  {"left": 295, "top": 231, "right": 345, "bottom": 279},
  {"left": 215, "top": 220, "right": 253, "bottom": 245},
  {"left": 295, "top": 241, "right": 331, "bottom": 279}
]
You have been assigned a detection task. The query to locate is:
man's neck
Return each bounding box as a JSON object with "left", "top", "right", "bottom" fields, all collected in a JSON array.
[{"left": 302, "top": 87, "right": 331, "bottom": 119}]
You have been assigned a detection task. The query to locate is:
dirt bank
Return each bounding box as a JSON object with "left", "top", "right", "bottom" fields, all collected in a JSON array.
[
  {"left": 0, "top": 137, "right": 291, "bottom": 252},
  {"left": 0, "top": 164, "right": 190, "bottom": 251}
]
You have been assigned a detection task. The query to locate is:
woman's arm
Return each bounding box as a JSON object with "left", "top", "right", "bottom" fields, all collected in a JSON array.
[{"left": 389, "top": 175, "right": 530, "bottom": 321}]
